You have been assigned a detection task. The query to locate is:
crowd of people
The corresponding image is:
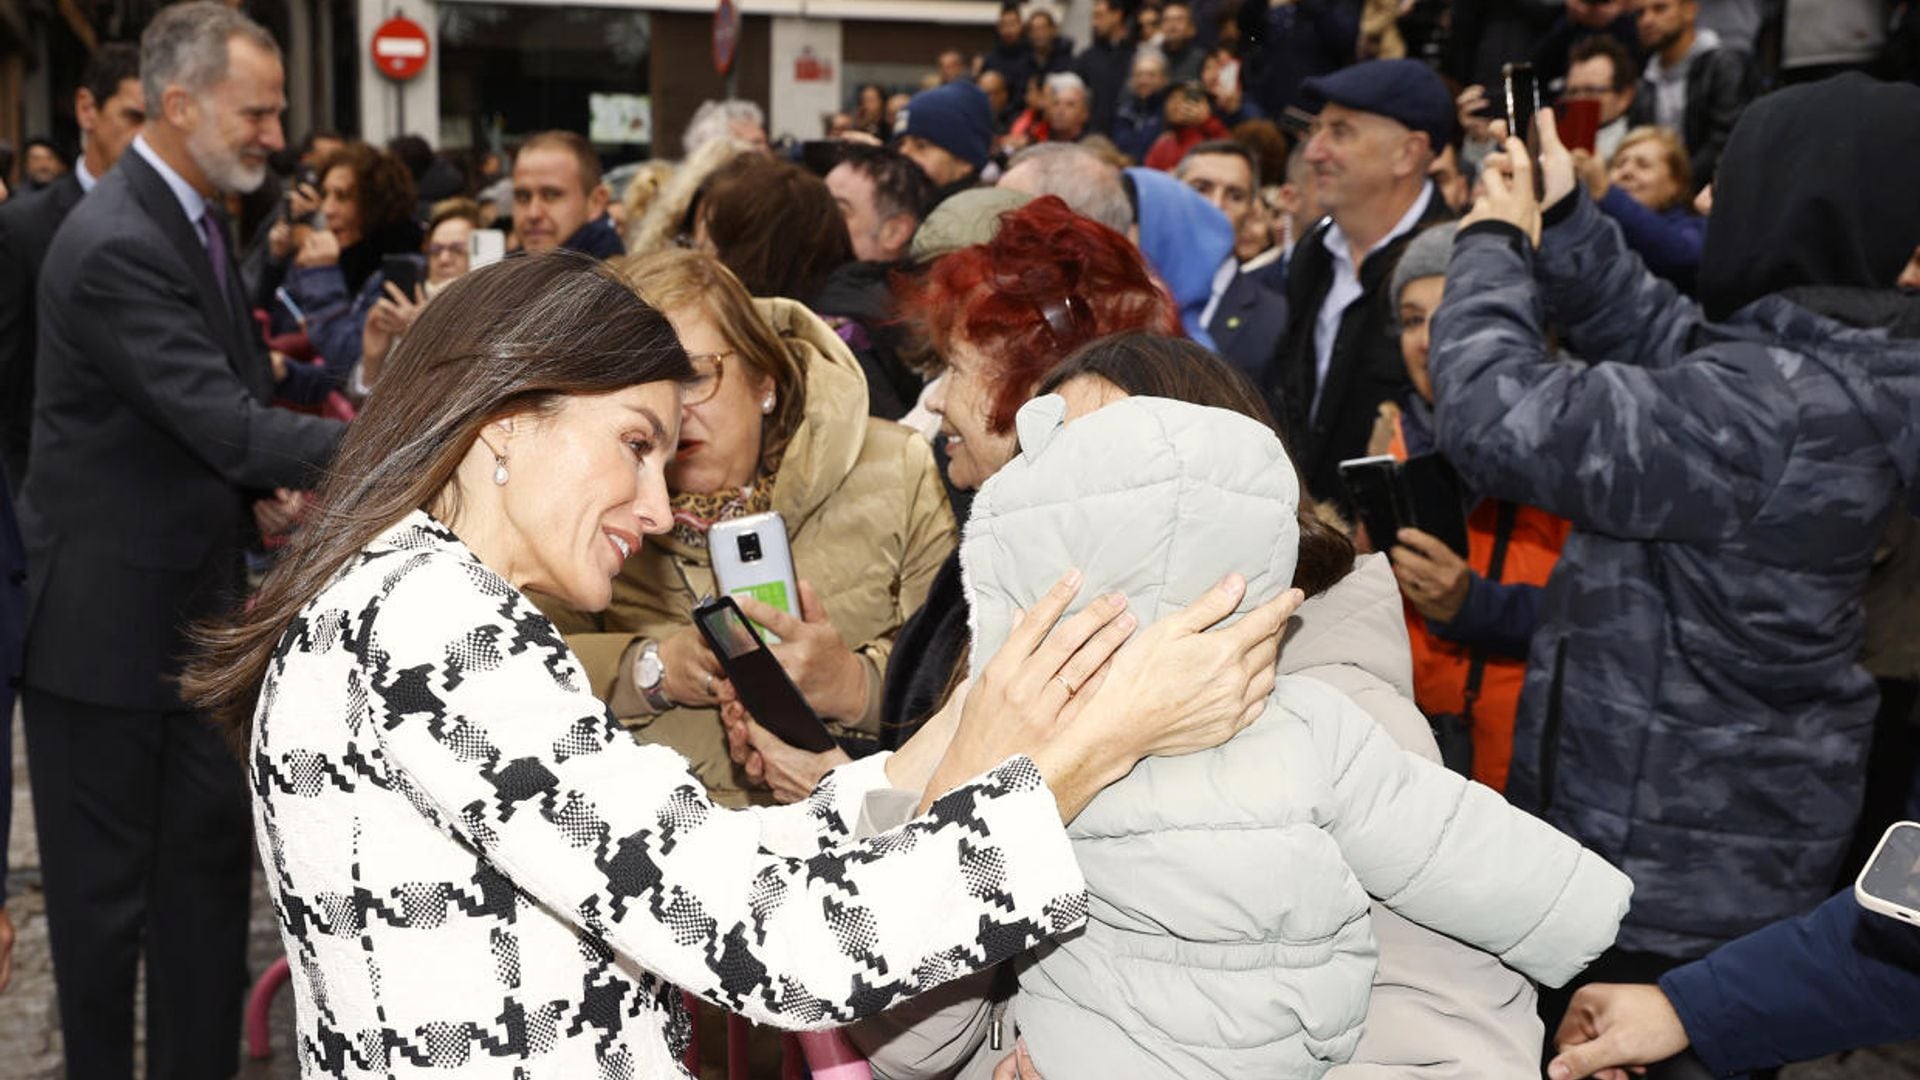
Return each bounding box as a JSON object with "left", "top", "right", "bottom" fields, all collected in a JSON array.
[{"left": 1, "top": 0, "right": 1919, "bottom": 1078}]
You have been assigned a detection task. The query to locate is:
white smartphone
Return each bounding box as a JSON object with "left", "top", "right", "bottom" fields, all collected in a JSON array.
[
  {"left": 469, "top": 228, "right": 507, "bottom": 270},
  {"left": 1855, "top": 821, "right": 1920, "bottom": 925},
  {"left": 708, "top": 511, "right": 800, "bottom": 642}
]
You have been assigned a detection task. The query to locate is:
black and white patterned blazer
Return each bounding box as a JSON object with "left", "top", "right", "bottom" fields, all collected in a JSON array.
[{"left": 251, "top": 512, "right": 1088, "bottom": 1077}]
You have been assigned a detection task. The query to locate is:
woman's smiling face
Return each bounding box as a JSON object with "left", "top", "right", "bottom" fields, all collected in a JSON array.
[
  {"left": 492, "top": 382, "right": 681, "bottom": 611},
  {"left": 926, "top": 334, "right": 1025, "bottom": 491}
]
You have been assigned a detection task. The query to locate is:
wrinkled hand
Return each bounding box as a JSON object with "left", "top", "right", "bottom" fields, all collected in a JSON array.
[
  {"left": 0, "top": 907, "right": 14, "bottom": 994},
  {"left": 1573, "top": 148, "right": 1610, "bottom": 201},
  {"left": 253, "top": 487, "right": 308, "bottom": 538},
  {"left": 735, "top": 582, "right": 868, "bottom": 722},
  {"left": 991, "top": 1038, "right": 1045, "bottom": 1080},
  {"left": 1074, "top": 575, "right": 1301, "bottom": 763},
  {"left": 296, "top": 228, "right": 342, "bottom": 268},
  {"left": 658, "top": 625, "right": 725, "bottom": 708},
  {"left": 1390, "top": 527, "right": 1472, "bottom": 623},
  {"left": 1548, "top": 983, "right": 1690, "bottom": 1080},
  {"left": 1461, "top": 130, "right": 1542, "bottom": 248},
  {"left": 720, "top": 700, "right": 852, "bottom": 803}
]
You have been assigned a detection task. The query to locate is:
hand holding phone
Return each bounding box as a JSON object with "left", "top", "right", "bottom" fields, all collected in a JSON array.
[
  {"left": 709, "top": 511, "right": 801, "bottom": 639},
  {"left": 1501, "top": 63, "right": 1543, "bottom": 199},
  {"left": 693, "top": 596, "right": 837, "bottom": 753},
  {"left": 732, "top": 582, "right": 868, "bottom": 722},
  {"left": 380, "top": 254, "right": 422, "bottom": 301}
]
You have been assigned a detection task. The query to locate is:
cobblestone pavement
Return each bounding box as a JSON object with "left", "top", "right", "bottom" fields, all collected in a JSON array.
[{"left": 3, "top": 705, "right": 1917, "bottom": 1079}]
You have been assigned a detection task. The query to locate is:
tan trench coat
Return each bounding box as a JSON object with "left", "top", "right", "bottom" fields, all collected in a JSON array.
[{"left": 538, "top": 297, "right": 955, "bottom": 806}]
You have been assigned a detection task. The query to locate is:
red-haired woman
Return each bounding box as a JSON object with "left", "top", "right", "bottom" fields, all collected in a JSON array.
[{"left": 720, "top": 196, "right": 1180, "bottom": 797}]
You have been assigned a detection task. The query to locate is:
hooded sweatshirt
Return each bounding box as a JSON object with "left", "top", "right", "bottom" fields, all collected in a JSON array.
[
  {"left": 1430, "top": 73, "right": 1920, "bottom": 958},
  {"left": 1125, "top": 167, "right": 1235, "bottom": 349},
  {"left": 963, "top": 395, "right": 1629, "bottom": 1079}
]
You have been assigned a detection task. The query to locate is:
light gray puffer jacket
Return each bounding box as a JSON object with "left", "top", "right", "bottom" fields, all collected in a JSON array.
[{"left": 962, "top": 396, "right": 1632, "bottom": 1080}]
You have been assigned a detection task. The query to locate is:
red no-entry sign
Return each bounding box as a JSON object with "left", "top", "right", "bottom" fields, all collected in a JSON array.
[
  {"left": 372, "top": 16, "right": 430, "bottom": 82},
  {"left": 713, "top": 0, "right": 740, "bottom": 77}
]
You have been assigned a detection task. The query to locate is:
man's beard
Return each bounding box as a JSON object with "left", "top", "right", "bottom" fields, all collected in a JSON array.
[{"left": 186, "top": 117, "right": 267, "bottom": 194}]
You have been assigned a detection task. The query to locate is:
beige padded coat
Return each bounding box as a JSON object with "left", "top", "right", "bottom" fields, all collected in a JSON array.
[{"left": 538, "top": 298, "right": 955, "bottom": 805}]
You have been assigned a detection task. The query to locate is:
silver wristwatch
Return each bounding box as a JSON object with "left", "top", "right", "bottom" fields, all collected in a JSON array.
[{"left": 633, "top": 640, "right": 673, "bottom": 712}]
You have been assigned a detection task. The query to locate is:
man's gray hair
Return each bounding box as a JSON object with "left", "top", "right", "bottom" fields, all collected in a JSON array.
[
  {"left": 1133, "top": 45, "right": 1168, "bottom": 73},
  {"left": 683, "top": 99, "right": 765, "bottom": 157},
  {"left": 140, "top": 1, "right": 278, "bottom": 111},
  {"left": 1001, "top": 143, "right": 1131, "bottom": 233},
  {"left": 1044, "top": 72, "right": 1090, "bottom": 103}
]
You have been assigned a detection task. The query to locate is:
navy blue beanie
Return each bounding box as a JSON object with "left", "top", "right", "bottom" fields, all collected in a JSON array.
[{"left": 899, "top": 82, "right": 995, "bottom": 172}]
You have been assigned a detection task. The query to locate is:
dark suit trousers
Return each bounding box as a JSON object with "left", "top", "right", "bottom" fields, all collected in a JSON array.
[{"left": 22, "top": 689, "right": 251, "bottom": 1080}]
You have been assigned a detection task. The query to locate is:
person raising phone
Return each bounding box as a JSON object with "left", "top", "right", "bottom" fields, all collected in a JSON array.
[
  {"left": 1430, "top": 73, "right": 1920, "bottom": 1067},
  {"left": 267, "top": 139, "right": 422, "bottom": 404},
  {"left": 537, "top": 249, "right": 954, "bottom": 808}
]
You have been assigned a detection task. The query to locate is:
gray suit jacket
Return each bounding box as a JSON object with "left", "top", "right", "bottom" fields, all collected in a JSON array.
[{"left": 19, "top": 148, "right": 343, "bottom": 712}]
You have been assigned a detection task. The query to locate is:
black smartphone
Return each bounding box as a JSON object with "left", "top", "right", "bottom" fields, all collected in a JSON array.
[
  {"left": 1338, "top": 454, "right": 1470, "bottom": 559},
  {"left": 1502, "top": 62, "right": 1540, "bottom": 147},
  {"left": 1339, "top": 456, "right": 1404, "bottom": 555},
  {"left": 380, "top": 254, "right": 421, "bottom": 301},
  {"left": 692, "top": 596, "right": 838, "bottom": 753},
  {"left": 1399, "top": 454, "right": 1470, "bottom": 559},
  {"left": 1502, "top": 62, "right": 1545, "bottom": 199}
]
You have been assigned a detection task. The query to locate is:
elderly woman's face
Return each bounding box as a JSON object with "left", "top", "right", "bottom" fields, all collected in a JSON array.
[
  {"left": 926, "top": 335, "right": 1024, "bottom": 491},
  {"left": 496, "top": 382, "right": 680, "bottom": 611},
  {"left": 664, "top": 303, "right": 774, "bottom": 496},
  {"left": 426, "top": 217, "right": 473, "bottom": 285},
  {"left": 1609, "top": 141, "right": 1682, "bottom": 211}
]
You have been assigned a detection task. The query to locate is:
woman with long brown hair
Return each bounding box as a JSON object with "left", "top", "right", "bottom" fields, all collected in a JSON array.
[{"left": 182, "top": 251, "right": 1295, "bottom": 1076}]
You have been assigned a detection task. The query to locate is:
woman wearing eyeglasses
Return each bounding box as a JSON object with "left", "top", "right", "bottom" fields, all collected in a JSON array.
[
  {"left": 536, "top": 248, "right": 954, "bottom": 808},
  {"left": 351, "top": 197, "right": 485, "bottom": 396}
]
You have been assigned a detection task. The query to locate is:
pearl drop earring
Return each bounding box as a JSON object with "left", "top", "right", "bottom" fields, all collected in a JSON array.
[{"left": 492, "top": 454, "right": 509, "bottom": 486}]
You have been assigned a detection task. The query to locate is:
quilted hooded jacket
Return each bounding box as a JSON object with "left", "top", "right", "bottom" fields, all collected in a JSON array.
[
  {"left": 960, "top": 395, "right": 1631, "bottom": 1079},
  {"left": 1428, "top": 74, "right": 1920, "bottom": 960}
]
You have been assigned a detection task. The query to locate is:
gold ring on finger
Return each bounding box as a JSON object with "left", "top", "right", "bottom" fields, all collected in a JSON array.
[{"left": 1052, "top": 674, "right": 1076, "bottom": 697}]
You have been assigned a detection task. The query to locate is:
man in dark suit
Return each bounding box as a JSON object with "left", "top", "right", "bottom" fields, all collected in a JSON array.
[
  {"left": 0, "top": 43, "right": 144, "bottom": 492},
  {"left": 19, "top": 5, "right": 342, "bottom": 1075},
  {"left": 1178, "top": 139, "right": 1291, "bottom": 381}
]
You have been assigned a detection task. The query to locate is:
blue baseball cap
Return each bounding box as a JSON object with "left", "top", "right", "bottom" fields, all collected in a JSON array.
[{"left": 1300, "top": 59, "right": 1457, "bottom": 154}]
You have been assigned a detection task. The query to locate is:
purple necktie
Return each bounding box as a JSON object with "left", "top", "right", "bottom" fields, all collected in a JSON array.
[{"left": 198, "top": 211, "right": 230, "bottom": 301}]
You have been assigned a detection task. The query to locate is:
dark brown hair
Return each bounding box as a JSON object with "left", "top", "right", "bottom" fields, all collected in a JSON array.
[
  {"left": 698, "top": 157, "right": 854, "bottom": 302},
  {"left": 319, "top": 140, "right": 418, "bottom": 239},
  {"left": 183, "top": 253, "right": 694, "bottom": 746},
  {"left": 1039, "top": 332, "right": 1357, "bottom": 597}
]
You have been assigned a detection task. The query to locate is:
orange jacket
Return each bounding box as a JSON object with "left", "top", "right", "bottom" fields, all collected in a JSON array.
[{"left": 1380, "top": 406, "right": 1569, "bottom": 791}]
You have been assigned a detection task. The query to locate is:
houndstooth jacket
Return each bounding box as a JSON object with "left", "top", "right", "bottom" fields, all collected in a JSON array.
[{"left": 251, "top": 511, "right": 1089, "bottom": 1077}]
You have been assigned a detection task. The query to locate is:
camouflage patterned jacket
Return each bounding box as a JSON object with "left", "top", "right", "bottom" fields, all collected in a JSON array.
[{"left": 1428, "top": 194, "right": 1920, "bottom": 960}]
